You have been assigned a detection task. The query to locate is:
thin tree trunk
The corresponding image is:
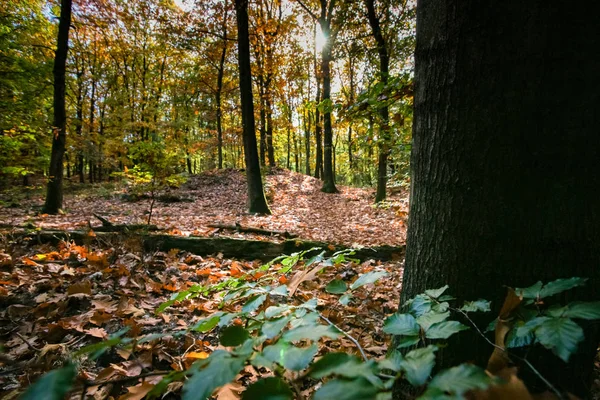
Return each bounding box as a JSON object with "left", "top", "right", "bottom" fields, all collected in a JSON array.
[
  {"left": 319, "top": 17, "right": 338, "bottom": 193},
  {"left": 44, "top": 0, "right": 72, "bottom": 214},
  {"left": 235, "top": 0, "right": 270, "bottom": 215},
  {"left": 366, "top": 0, "right": 390, "bottom": 202},
  {"left": 216, "top": 3, "right": 228, "bottom": 169},
  {"left": 315, "top": 79, "right": 323, "bottom": 179}
]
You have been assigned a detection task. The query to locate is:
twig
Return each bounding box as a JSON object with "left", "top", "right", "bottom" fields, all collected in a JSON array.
[
  {"left": 15, "top": 332, "right": 41, "bottom": 352},
  {"left": 319, "top": 313, "right": 368, "bottom": 362},
  {"left": 80, "top": 371, "right": 167, "bottom": 387}
]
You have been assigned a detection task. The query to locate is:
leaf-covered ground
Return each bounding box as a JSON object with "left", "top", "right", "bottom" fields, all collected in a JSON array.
[
  {"left": 0, "top": 169, "right": 408, "bottom": 246},
  {"left": 0, "top": 170, "right": 408, "bottom": 398},
  {"left": 0, "top": 238, "right": 403, "bottom": 398}
]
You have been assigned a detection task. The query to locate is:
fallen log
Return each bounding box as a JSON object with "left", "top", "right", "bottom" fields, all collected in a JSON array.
[
  {"left": 90, "top": 214, "right": 158, "bottom": 232},
  {"left": 16, "top": 229, "right": 405, "bottom": 262},
  {"left": 207, "top": 223, "right": 298, "bottom": 239}
]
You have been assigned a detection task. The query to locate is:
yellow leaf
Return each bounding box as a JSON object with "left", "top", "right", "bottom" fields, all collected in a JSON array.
[{"left": 185, "top": 351, "right": 210, "bottom": 360}]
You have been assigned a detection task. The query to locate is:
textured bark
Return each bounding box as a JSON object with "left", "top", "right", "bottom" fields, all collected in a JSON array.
[
  {"left": 44, "top": 0, "right": 72, "bottom": 214},
  {"left": 400, "top": 1, "right": 600, "bottom": 397},
  {"left": 319, "top": 16, "right": 338, "bottom": 193},
  {"left": 235, "top": 0, "right": 270, "bottom": 215},
  {"left": 366, "top": 0, "right": 390, "bottom": 203},
  {"left": 216, "top": 38, "right": 227, "bottom": 169},
  {"left": 314, "top": 77, "right": 323, "bottom": 179}
]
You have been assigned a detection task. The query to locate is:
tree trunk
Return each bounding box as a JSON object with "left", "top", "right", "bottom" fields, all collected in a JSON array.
[
  {"left": 399, "top": 1, "right": 600, "bottom": 397},
  {"left": 366, "top": 0, "right": 390, "bottom": 203},
  {"left": 319, "top": 18, "right": 338, "bottom": 193},
  {"left": 44, "top": 0, "right": 72, "bottom": 214},
  {"left": 235, "top": 0, "right": 270, "bottom": 215},
  {"left": 258, "top": 75, "right": 267, "bottom": 166},
  {"left": 304, "top": 108, "right": 311, "bottom": 176},
  {"left": 216, "top": 5, "right": 228, "bottom": 170},
  {"left": 314, "top": 78, "right": 323, "bottom": 179}
]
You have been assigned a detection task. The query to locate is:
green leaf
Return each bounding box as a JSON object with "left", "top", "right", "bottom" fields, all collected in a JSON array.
[
  {"left": 326, "top": 279, "right": 348, "bottom": 294},
  {"left": 539, "top": 277, "right": 587, "bottom": 299},
  {"left": 270, "top": 285, "right": 288, "bottom": 296},
  {"left": 561, "top": 301, "right": 600, "bottom": 320},
  {"left": 242, "top": 294, "right": 267, "bottom": 313},
  {"left": 402, "top": 345, "right": 437, "bottom": 386},
  {"left": 416, "top": 311, "right": 450, "bottom": 331},
  {"left": 313, "top": 378, "right": 379, "bottom": 400},
  {"left": 379, "top": 351, "right": 404, "bottom": 372},
  {"left": 21, "top": 363, "right": 76, "bottom": 400},
  {"left": 339, "top": 293, "right": 353, "bottom": 305},
  {"left": 515, "top": 281, "right": 543, "bottom": 299},
  {"left": 516, "top": 278, "right": 587, "bottom": 299},
  {"left": 383, "top": 313, "right": 419, "bottom": 336},
  {"left": 220, "top": 325, "right": 250, "bottom": 347},
  {"left": 183, "top": 350, "right": 247, "bottom": 400},
  {"left": 394, "top": 335, "right": 421, "bottom": 349},
  {"left": 283, "top": 344, "right": 319, "bottom": 371},
  {"left": 262, "top": 316, "right": 291, "bottom": 339},
  {"left": 283, "top": 324, "right": 341, "bottom": 342},
  {"left": 309, "top": 353, "right": 359, "bottom": 379},
  {"left": 505, "top": 323, "right": 534, "bottom": 348},
  {"left": 424, "top": 285, "right": 449, "bottom": 299},
  {"left": 265, "top": 305, "right": 292, "bottom": 318},
  {"left": 535, "top": 318, "right": 584, "bottom": 362},
  {"left": 425, "top": 321, "right": 469, "bottom": 339},
  {"left": 192, "top": 315, "right": 221, "bottom": 332},
  {"left": 242, "top": 377, "right": 293, "bottom": 400},
  {"left": 515, "top": 316, "right": 550, "bottom": 338},
  {"left": 460, "top": 299, "right": 491, "bottom": 313},
  {"left": 427, "top": 364, "right": 492, "bottom": 396},
  {"left": 406, "top": 295, "right": 433, "bottom": 317},
  {"left": 350, "top": 271, "right": 387, "bottom": 290}
]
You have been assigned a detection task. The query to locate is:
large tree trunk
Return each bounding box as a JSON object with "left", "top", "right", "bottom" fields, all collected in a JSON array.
[
  {"left": 400, "top": 1, "right": 600, "bottom": 397},
  {"left": 319, "top": 18, "right": 338, "bottom": 193},
  {"left": 235, "top": 0, "right": 270, "bottom": 215},
  {"left": 44, "top": 0, "right": 72, "bottom": 214}
]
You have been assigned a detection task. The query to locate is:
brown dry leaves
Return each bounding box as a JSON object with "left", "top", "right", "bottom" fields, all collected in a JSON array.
[
  {"left": 0, "top": 237, "right": 403, "bottom": 398},
  {"left": 0, "top": 169, "right": 408, "bottom": 246}
]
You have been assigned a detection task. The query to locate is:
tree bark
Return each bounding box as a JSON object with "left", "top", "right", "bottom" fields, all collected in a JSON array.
[
  {"left": 366, "top": 0, "right": 390, "bottom": 203},
  {"left": 216, "top": 2, "right": 228, "bottom": 170},
  {"left": 44, "top": 0, "right": 72, "bottom": 214},
  {"left": 319, "top": 17, "right": 338, "bottom": 193},
  {"left": 314, "top": 77, "right": 323, "bottom": 179},
  {"left": 399, "top": 1, "right": 600, "bottom": 397},
  {"left": 235, "top": 0, "right": 271, "bottom": 215}
]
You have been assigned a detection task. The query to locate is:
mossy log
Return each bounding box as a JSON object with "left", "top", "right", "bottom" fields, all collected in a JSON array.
[{"left": 17, "top": 229, "right": 404, "bottom": 262}]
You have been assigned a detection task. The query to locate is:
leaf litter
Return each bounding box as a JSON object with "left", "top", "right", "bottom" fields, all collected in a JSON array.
[{"left": 0, "top": 170, "right": 406, "bottom": 398}]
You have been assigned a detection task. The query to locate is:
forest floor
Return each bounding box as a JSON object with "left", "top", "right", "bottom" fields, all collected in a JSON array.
[
  {"left": 0, "top": 169, "right": 408, "bottom": 399},
  {"left": 0, "top": 168, "right": 409, "bottom": 247}
]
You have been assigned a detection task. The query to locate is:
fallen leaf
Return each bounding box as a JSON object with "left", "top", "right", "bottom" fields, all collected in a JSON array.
[{"left": 118, "top": 382, "right": 155, "bottom": 400}]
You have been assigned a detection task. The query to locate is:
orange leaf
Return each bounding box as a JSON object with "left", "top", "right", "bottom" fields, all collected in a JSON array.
[
  {"left": 196, "top": 267, "right": 212, "bottom": 276},
  {"left": 278, "top": 276, "right": 288, "bottom": 284},
  {"left": 22, "top": 257, "right": 41, "bottom": 267},
  {"left": 230, "top": 265, "right": 244, "bottom": 278},
  {"left": 185, "top": 351, "right": 210, "bottom": 360}
]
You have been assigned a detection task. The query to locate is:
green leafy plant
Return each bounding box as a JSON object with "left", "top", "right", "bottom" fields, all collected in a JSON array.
[{"left": 22, "top": 247, "right": 600, "bottom": 400}]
